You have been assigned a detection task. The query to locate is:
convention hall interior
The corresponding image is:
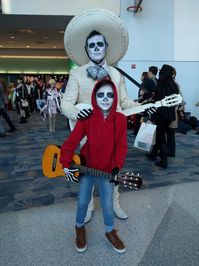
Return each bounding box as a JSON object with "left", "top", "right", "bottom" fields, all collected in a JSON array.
[{"left": 0, "top": 1, "right": 199, "bottom": 266}]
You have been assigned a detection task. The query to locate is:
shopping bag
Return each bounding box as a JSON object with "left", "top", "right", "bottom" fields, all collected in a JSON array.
[
  {"left": 36, "top": 99, "right": 46, "bottom": 110},
  {"left": 134, "top": 122, "right": 157, "bottom": 151},
  {"left": 21, "top": 99, "right": 29, "bottom": 107}
]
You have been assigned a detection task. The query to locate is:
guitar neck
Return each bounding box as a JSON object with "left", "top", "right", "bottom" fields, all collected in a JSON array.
[
  {"left": 122, "top": 101, "right": 162, "bottom": 117},
  {"left": 72, "top": 163, "right": 112, "bottom": 181}
]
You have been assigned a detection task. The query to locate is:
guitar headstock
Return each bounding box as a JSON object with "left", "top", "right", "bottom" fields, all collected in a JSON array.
[
  {"left": 161, "top": 94, "right": 182, "bottom": 107},
  {"left": 116, "top": 172, "right": 143, "bottom": 189}
]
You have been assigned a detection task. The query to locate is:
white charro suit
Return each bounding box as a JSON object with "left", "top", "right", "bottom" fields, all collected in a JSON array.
[
  {"left": 61, "top": 62, "right": 139, "bottom": 121},
  {"left": 61, "top": 61, "right": 139, "bottom": 220}
]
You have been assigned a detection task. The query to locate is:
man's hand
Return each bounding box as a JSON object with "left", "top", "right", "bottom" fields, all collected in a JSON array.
[
  {"left": 145, "top": 107, "right": 157, "bottom": 116},
  {"left": 77, "top": 109, "right": 92, "bottom": 120},
  {"left": 63, "top": 168, "right": 79, "bottom": 183}
]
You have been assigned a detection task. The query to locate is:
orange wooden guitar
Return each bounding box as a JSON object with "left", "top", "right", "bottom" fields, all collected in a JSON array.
[{"left": 42, "top": 144, "right": 143, "bottom": 189}]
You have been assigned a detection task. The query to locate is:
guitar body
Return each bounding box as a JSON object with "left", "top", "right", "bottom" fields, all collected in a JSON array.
[{"left": 42, "top": 144, "right": 81, "bottom": 178}]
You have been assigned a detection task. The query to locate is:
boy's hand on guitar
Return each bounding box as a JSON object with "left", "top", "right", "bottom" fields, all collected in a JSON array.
[
  {"left": 77, "top": 109, "right": 92, "bottom": 120},
  {"left": 63, "top": 168, "right": 79, "bottom": 183}
]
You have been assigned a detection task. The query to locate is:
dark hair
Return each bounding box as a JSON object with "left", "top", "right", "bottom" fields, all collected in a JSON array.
[
  {"left": 85, "top": 30, "right": 108, "bottom": 47},
  {"left": 159, "top": 64, "right": 175, "bottom": 77},
  {"left": 141, "top": 71, "right": 148, "bottom": 81},
  {"left": 95, "top": 78, "right": 113, "bottom": 93},
  {"left": 149, "top": 66, "right": 158, "bottom": 75}
]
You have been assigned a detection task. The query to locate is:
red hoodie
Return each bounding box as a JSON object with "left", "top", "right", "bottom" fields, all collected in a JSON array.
[{"left": 60, "top": 79, "right": 128, "bottom": 173}]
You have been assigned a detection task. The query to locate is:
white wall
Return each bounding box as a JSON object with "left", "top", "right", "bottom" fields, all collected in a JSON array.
[
  {"left": 120, "top": 0, "right": 199, "bottom": 118},
  {"left": 2, "top": 0, "right": 120, "bottom": 15}
]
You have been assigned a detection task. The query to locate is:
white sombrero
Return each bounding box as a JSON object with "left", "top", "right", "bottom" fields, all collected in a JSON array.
[{"left": 64, "top": 8, "right": 129, "bottom": 66}]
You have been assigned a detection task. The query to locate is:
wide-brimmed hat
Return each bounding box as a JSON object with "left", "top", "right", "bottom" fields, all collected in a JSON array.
[{"left": 64, "top": 8, "right": 129, "bottom": 66}]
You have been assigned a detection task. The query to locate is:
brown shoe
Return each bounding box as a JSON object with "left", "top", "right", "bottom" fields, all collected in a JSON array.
[
  {"left": 75, "top": 225, "right": 87, "bottom": 252},
  {"left": 105, "top": 229, "right": 126, "bottom": 253}
]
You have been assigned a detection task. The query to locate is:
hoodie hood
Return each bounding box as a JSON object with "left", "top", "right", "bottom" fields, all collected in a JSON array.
[{"left": 91, "top": 78, "right": 118, "bottom": 121}]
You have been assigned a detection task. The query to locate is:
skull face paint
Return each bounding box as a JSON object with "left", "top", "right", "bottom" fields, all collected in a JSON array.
[
  {"left": 86, "top": 34, "right": 107, "bottom": 64},
  {"left": 96, "top": 84, "right": 114, "bottom": 112}
]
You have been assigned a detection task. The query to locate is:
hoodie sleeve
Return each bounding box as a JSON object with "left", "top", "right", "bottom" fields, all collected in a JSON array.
[
  {"left": 60, "top": 120, "right": 87, "bottom": 168},
  {"left": 114, "top": 114, "right": 128, "bottom": 169}
]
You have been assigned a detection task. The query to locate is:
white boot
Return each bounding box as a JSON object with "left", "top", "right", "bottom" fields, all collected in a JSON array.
[
  {"left": 84, "top": 187, "right": 94, "bottom": 223},
  {"left": 113, "top": 185, "right": 128, "bottom": 219}
]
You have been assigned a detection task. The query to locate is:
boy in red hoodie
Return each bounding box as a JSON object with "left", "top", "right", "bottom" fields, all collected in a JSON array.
[{"left": 60, "top": 79, "right": 127, "bottom": 253}]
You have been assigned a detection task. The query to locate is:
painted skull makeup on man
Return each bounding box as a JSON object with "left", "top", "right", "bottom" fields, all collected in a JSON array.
[
  {"left": 86, "top": 34, "right": 107, "bottom": 64},
  {"left": 96, "top": 84, "right": 114, "bottom": 115}
]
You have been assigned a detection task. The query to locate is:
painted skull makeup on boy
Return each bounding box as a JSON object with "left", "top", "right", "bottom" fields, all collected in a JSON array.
[
  {"left": 87, "top": 34, "right": 107, "bottom": 63},
  {"left": 96, "top": 84, "right": 114, "bottom": 113}
]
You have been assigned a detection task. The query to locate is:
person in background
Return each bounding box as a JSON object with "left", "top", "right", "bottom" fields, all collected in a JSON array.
[
  {"left": 60, "top": 79, "right": 127, "bottom": 254},
  {"left": 146, "top": 64, "right": 179, "bottom": 168},
  {"left": 134, "top": 71, "right": 152, "bottom": 135},
  {"left": 46, "top": 79, "right": 61, "bottom": 133},
  {"left": 0, "top": 77, "right": 17, "bottom": 134},
  {"left": 147, "top": 66, "right": 158, "bottom": 93},
  {"left": 166, "top": 68, "right": 184, "bottom": 157}
]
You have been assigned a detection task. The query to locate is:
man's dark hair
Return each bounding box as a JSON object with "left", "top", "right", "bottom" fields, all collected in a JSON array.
[
  {"left": 149, "top": 66, "right": 158, "bottom": 76},
  {"left": 85, "top": 30, "right": 108, "bottom": 47}
]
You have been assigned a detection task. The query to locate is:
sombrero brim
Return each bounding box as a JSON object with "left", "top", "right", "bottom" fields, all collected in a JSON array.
[{"left": 64, "top": 8, "right": 129, "bottom": 66}]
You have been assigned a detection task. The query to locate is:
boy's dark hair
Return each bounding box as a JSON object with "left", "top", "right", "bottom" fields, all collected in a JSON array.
[{"left": 95, "top": 78, "right": 113, "bottom": 92}]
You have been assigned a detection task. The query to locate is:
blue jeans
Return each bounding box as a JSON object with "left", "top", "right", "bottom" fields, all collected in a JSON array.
[{"left": 76, "top": 175, "right": 114, "bottom": 232}]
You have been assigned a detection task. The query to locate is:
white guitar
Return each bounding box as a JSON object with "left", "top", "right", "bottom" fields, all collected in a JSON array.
[{"left": 69, "top": 94, "right": 182, "bottom": 131}]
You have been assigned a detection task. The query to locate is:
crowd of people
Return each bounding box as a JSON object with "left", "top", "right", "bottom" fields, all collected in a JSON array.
[
  {"left": 131, "top": 65, "right": 199, "bottom": 168},
  {"left": 0, "top": 75, "right": 67, "bottom": 137}
]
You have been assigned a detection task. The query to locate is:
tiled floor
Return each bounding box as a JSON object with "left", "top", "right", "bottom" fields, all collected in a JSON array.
[{"left": 0, "top": 110, "right": 199, "bottom": 266}]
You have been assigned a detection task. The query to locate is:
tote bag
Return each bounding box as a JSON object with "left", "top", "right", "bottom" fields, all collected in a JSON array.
[{"left": 134, "top": 122, "right": 157, "bottom": 152}]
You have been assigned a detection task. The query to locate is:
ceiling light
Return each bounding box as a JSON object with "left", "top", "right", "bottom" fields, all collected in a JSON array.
[
  {"left": 10, "top": 36, "right": 15, "bottom": 39},
  {"left": 0, "top": 55, "right": 68, "bottom": 59},
  {"left": 26, "top": 45, "right": 30, "bottom": 48},
  {"left": 19, "top": 29, "right": 34, "bottom": 34}
]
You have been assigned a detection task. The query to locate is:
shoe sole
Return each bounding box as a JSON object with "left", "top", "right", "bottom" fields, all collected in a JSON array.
[
  {"left": 114, "top": 213, "right": 128, "bottom": 220},
  {"left": 106, "top": 239, "right": 126, "bottom": 253},
  {"left": 113, "top": 246, "right": 126, "bottom": 254},
  {"left": 75, "top": 244, "right": 87, "bottom": 253}
]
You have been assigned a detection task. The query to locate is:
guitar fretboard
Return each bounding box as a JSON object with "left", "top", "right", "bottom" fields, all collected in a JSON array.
[
  {"left": 122, "top": 101, "right": 161, "bottom": 116},
  {"left": 72, "top": 163, "right": 112, "bottom": 181}
]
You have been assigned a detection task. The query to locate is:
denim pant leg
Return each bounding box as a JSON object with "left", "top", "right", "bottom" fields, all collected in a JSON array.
[
  {"left": 76, "top": 175, "right": 95, "bottom": 225},
  {"left": 98, "top": 178, "right": 114, "bottom": 232}
]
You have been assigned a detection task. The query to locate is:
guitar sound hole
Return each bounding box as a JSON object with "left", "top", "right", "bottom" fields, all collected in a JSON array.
[{"left": 52, "top": 153, "right": 58, "bottom": 172}]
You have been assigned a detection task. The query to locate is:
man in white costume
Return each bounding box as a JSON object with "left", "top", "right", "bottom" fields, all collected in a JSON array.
[{"left": 61, "top": 8, "right": 140, "bottom": 222}]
